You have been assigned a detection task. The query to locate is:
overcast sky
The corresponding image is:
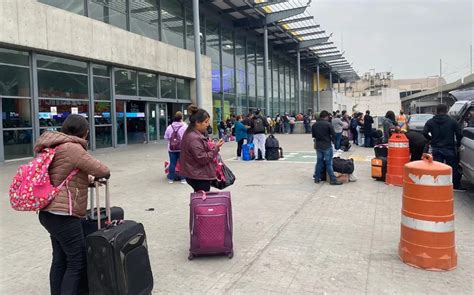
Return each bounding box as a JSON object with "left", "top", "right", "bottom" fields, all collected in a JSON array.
[{"left": 308, "top": 0, "right": 473, "bottom": 82}]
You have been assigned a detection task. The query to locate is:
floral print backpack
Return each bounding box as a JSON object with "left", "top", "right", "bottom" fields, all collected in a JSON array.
[{"left": 9, "top": 146, "right": 78, "bottom": 212}]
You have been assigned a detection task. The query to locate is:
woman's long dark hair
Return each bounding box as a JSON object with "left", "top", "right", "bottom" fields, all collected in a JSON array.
[
  {"left": 185, "top": 105, "right": 210, "bottom": 134},
  {"left": 385, "top": 111, "right": 396, "bottom": 123}
]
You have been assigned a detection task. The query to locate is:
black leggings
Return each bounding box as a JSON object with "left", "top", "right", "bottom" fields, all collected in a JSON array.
[
  {"left": 237, "top": 139, "right": 244, "bottom": 157},
  {"left": 186, "top": 178, "right": 211, "bottom": 192},
  {"left": 39, "top": 211, "right": 87, "bottom": 295}
]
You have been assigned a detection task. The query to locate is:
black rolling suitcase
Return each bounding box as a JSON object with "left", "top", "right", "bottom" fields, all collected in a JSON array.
[
  {"left": 82, "top": 182, "right": 124, "bottom": 237},
  {"left": 86, "top": 181, "right": 153, "bottom": 295}
]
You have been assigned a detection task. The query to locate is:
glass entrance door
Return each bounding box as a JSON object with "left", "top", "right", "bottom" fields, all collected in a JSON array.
[
  {"left": 116, "top": 100, "right": 126, "bottom": 145},
  {"left": 126, "top": 101, "right": 146, "bottom": 144},
  {"left": 148, "top": 103, "right": 158, "bottom": 141},
  {"left": 158, "top": 103, "right": 167, "bottom": 139}
]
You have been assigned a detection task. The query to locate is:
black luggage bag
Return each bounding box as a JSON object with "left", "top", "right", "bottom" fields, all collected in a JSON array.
[
  {"left": 86, "top": 181, "right": 153, "bottom": 295},
  {"left": 332, "top": 157, "right": 355, "bottom": 174},
  {"left": 265, "top": 134, "right": 283, "bottom": 160},
  {"left": 82, "top": 184, "right": 124, "bottom": 237},
  {"left": 341, "top": 135, "right": 351, "bottom": 151}
]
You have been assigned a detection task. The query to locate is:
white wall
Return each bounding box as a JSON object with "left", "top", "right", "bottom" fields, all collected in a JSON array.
[{"left": 352, "top": 88, "right": 401, "bottom": 117}]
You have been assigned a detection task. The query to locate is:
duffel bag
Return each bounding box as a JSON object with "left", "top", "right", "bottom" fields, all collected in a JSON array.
[{"left": 332, "top": 157, "right": 355, "bottom": 174}]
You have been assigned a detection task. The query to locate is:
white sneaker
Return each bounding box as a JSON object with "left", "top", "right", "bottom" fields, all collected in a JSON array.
[
  {"left": 337, "top": 149, "right": 344, "bottom": 153},
  {"left": 349, "top": 174, "right": 357, "bottom": 182},
  {"left": 180, "top": 179, "right": 187, "bottom": 184},
  {"left": 168, "top": 180, "right": 174, "bottom": 184}
]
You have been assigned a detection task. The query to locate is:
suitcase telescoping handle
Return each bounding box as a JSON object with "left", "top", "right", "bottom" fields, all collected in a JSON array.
[{"left": 91, "top": 179, "right": 111, "bottom": 230}]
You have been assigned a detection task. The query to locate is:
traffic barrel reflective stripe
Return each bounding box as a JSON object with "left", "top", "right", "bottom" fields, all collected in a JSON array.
[
  {"left": 386, "top": 133, "right": 410, "bottom": 186},
  {"left": 399, "top": 154, "right": 457, "bottom": 271}
]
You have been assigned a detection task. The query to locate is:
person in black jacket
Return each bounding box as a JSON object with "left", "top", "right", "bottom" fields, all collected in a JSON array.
[
  {"left": 312, "top": 110, "right": 342, "bottom": 185},
  {"left": 363, "top": 110, "right": 374, "bottom": 147},
  {"left": 423, "top": 104, "right": 464, "bottom": 191}
]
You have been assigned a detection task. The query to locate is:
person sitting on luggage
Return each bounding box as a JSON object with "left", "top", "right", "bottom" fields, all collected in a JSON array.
[
  {"left": 234, "top": 115, "right": 248, "bottom": 160},
  {"left": 312, "top": 110, "right": 343, "bottom": 185},
  {"left": 180, "top": 105, "right": 224, "bottom": 192},
  {"left": 164, "top": 111, "right": 187, "bottom": 184},
  {"left": 35, "top": 114, "right": 110, "bottom": 295}
]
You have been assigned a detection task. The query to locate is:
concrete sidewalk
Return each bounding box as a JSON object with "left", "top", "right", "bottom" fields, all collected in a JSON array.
[{"left": 1, "top": 134, "right": 473, "bottom": 294}]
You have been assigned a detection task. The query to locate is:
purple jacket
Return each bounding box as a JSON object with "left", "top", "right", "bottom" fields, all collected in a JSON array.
[
  {"left": 179, "top": 129, "right": 219, "bottom": 180},
  {"left": 164, "top": 122, "right": 187, "bottom": 152}
]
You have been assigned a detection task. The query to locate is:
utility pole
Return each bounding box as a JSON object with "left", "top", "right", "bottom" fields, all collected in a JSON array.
[
  {"left": 439, "top": 58, "right": 443, "bottom": 104},
  {"left": 471, "top": 44, "right": 473, "bottom": 74}
]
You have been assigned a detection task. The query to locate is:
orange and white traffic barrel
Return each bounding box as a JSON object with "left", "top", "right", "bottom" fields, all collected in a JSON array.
[
  {"left": 386, "top": 133, "right": 410, "bottom": 186},
  {"left": 398, "top": 154, "right": 457, "bottom": 271}
]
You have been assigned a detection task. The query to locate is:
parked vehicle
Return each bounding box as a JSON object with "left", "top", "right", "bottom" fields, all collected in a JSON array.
[
  {"left": 448, "top": 88, "right": 474, "bottom": 186},
  {"left": 406, "top": 114, "right": 433, "bottom": 132}
]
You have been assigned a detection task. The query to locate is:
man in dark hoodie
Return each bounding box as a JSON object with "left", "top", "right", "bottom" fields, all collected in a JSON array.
[
  {"left": 423, "top": 104, "right": 464, "bottom": 191},
  {"left": 312, "top": 110, "right": 342, "bottom": 185}
]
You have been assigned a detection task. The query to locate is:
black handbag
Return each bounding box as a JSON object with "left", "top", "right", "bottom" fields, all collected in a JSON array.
[
  {"left": 332, "top": 157, "right": 355, "bottom": 174},
  {"left": 211, "top": 162, "right": 236, "bottom": 190}
]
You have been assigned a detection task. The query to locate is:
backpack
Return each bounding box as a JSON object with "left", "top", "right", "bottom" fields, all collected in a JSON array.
[
  {"left": 265, "top": 135, "right": 280, "bottom": 149},
  {"left": 332, "top": 157, "right": 355, "bottom": 174},
  {"left": 9, "top": 146, "right": 78, "bottom": 212},
  {"left": 169, "top": 125, "right": 183, "bottom": 151},
  {"left": 253, "top": 117, "right": 265, "bottom": 133}
]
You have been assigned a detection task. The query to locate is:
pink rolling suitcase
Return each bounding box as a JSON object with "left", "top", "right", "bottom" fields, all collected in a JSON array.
[{"left": 188, "top": 191, "right": 234, "bottom": 260}]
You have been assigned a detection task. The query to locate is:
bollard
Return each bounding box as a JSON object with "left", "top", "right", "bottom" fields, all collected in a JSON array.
[
  {"left": 398, "top": 154, "right": 457, "bottom": 271},
  {"left": 385, "top": 133, "right": 410, "bottom": 186}
]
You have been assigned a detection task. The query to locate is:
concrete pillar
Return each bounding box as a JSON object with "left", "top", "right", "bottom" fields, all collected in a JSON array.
[
  {"left": 297, "top": 46, "right": 302, "bottom": 113},
  {"left": 264, "top": 25, "right": 270, "bottom": 114},
  {"left": 192, "top": 0, "right": 203, "bottom": 107},
  {"left": 316, "top": 64, "right": 320, "bottom": 112},
  {"left": 329, "top": 72, "right": 333, "bottom": 90}
]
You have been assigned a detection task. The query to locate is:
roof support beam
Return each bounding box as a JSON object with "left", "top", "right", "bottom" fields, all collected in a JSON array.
[
  {"left": 277, "top": 16, "right": 313, "bottom": 26},
  {"left": 288, "top": 24, "right": 320, "bottom": 32},
  {"left": 255, "top": 0, "right": 288, "bottom": 7},
  {"left": 291, "top": 30, "right": 325, "bottom": 38},
  {"left": 318, "top": 55, "right": 344, "bottom": 63},
  {"left": 265, "top": 6, "right": 308, "bottom": 24}
]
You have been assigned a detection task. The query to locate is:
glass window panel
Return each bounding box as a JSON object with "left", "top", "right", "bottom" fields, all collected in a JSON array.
[
  {"left": 185, "top": 6, "right": 194, "bottom": 51},
  {"left": 38, "top": 70, "right": 88, "bottom": 99},
  {"left": 93, "top": 77, "right": 110, "bottom": 100},
  {"left": 160, "top": 76, "right": 176, "bottom": 99},
  {"left": 161, "top": 0, "right": 184, "bottom": 48},
  {"left": 138, "top": 72, "right": 157, "bottom": 97},
  {"left": 176, "top": 78, "right": 190, "bottom": 100},
  {"left": 90, "top": 0, "right": 127, "bottom": 30},
  {"left": 94, "top": 102, "right": 111, "bottom": 125},
  {"left": 114, "top": 69, "right": 137, "bottom": 96},
  {"left": 38, "top": 99, "right": 89, "bottom": 127},
  {"left": 37, "top": 55, "right": 87, "bottom": 74},
  {"left": 2, "top": 98, "right": 32, "bottom": 128},
  {"left": 38, "top": 0, "right": 84, "bottom": 15},
  {"left": 130, "top": 0, "right": 159, "bottom": 40},
  {"left": 0, "top": 65, "right": 30, "bottom": 97},
  {"left": 0, "top": 48, "right": 29, "bottom": 66},
  {"left": 95, "top": 126, "right": 112, "bottom": 148},
  {"left": 93, "top": 64, "right": 109, "bottom": 77},
  {"left": 3, "top": 129, "right": 33, "bottom": 160},
  {"left": 206, "top": 20, "right": 220, "bottom": 60}
]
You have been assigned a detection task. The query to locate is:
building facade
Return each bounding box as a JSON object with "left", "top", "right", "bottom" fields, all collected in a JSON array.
[{"left": 0, "top": 0, "right": 354, "bottom": 162}]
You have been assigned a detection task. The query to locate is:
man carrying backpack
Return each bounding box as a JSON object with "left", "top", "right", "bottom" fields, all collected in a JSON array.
[{"left": 251, "top": 109, "right": 269, "bottom": 160}]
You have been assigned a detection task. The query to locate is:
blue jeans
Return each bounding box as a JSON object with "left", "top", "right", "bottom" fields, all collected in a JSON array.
[
  {"left": 335, "top": 132, "right": 342, "bottom": 150},
  {"left": 168, "top": 151, "right": 183, "bottom": 181},
  {"left": 314, "top": 148, "right": 337, "bottom": 182},
  {"left": 247, "top": 134, "right": 254, "bottom": 144},
  {"left": 432, "top": 148, "right": 462, "bottom": 189}
]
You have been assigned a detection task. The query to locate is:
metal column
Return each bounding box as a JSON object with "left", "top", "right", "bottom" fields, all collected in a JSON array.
[
  {"left": 329, "top": 72, "right": 333, "bottom": 90},
  {"left": 338, "top": 79, "right": 340, "bottom": 92},
  {"left": 263, "top": 25, "right": 270, "bottom": 114},
  {"left": 192, "top": 0, "right": 203, "bottom": 107},
  {"left": 316, "top": 64, "right": 320, "bottom": 112},
  {"left": 87, "top": 62, "right": 96, "bottom": 151},
  {"left": 297, "top": 46, "right": 301, "bottom": 114}
]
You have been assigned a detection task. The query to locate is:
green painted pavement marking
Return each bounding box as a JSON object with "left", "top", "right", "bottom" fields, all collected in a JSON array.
[{"left": 227, "top": 151, "right": 372, "bottom": 163}]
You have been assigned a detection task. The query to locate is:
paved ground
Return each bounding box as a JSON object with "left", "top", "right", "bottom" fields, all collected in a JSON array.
[{"left": 0, "top": 134, "right": 473, "bottom": 294}]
